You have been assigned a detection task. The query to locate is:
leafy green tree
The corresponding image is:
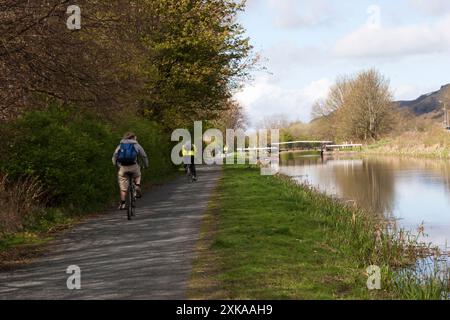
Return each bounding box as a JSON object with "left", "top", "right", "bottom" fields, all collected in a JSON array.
[{"left": 137, "top": 0, "right": 254, "bottom": 128}]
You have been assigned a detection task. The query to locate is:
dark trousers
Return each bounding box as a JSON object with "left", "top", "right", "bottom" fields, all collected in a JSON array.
[{"left": 184, "top": 155, "right": 196, "bottom": 177}]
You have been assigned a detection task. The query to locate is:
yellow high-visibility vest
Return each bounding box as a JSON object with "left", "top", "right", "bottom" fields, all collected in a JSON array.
[{"left": 182, "top": 144, "right": 197, "bottom": 156}]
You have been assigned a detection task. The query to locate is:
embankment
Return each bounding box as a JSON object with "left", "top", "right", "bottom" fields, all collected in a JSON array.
[{"left": 189, "top": 165, "right": 448, "bottom": 300}]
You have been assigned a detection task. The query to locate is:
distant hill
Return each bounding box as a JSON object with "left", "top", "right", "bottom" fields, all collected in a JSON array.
[{"left": 396, "top": 84, "right": 450, "bottom": 119}]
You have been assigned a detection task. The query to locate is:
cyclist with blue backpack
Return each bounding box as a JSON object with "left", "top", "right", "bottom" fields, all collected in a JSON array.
[{"left": 112, "top": 132, "right": 149, "bottom": 210}]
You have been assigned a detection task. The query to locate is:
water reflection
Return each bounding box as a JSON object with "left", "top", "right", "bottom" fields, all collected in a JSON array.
[{"left": 280, "top": 153, "right": 450, "bottom": 249}]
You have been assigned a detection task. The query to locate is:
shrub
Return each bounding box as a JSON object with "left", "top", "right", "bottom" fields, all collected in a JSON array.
[{"left": 0, "top": 105, "right": 175, "bottom": 213}]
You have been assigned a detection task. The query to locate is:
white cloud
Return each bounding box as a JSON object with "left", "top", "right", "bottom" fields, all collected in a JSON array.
[
  {"left": 234, "top": 76, "right": 332, "bottom": 125},
  {"left": 332, "top": 14, "right": 450, "bottom": 58},
  {"left": 408, "top": 0, "right": 450, "bottom": 16}
]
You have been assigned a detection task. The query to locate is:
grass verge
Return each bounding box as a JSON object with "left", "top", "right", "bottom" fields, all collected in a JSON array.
[
  {"left": 0, "top": 209, "right": 74, "bottom": 270},
  {"left": 189, "top": 165, "right": 449, "bottom": 300}
]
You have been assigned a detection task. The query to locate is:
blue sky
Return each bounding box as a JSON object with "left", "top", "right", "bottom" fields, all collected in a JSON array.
[{"left": 234, "top": 0, "right": 450, "bottom": 126}]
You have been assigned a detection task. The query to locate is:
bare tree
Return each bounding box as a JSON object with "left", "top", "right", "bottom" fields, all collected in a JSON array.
[
  {"left": 0, "top": 1, "right": 145, "bottom": 121},
  {"left": 257, "top": 114, "right": 291, "bottom": 130},
  {"left": 343, "top": 69, "right": 394, "bottom": 141},
  {"left": 214, "top": 99, "right": 248, "bottom": 131},
  {"left": 311, "top": 69, "right": 394, "bottom": 142}
]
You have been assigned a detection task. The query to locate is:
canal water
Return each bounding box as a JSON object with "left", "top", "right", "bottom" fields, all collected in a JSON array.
[{"left": 279, "top": 152, "right": 450, "bottom": 251}]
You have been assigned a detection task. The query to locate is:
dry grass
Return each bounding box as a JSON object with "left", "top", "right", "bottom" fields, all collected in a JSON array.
[
  {"left": 0, "top": 174, "right": 45, "bottom": 235},
  {"left": 366, "top": 126, "right": 450, "bottom": 158}
]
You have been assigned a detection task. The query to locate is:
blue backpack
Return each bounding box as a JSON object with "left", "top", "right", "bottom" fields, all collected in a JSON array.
[{"left": 117, "top": 143, "right": 138, "bottom": 165}]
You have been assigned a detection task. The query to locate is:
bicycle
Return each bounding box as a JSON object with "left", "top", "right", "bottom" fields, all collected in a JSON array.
[{"left": 125, "top": 173, "right": 137, "bottom": 220}]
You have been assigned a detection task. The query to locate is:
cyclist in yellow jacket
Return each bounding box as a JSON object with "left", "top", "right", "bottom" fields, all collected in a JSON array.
[{"left": 182, "top": 141, "right": 197, "bottom": 181}]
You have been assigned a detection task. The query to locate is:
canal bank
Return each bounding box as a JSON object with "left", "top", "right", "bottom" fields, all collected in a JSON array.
[
  {"left": 362, "top": 128, "right": 450, "bottom": 159},
  {"left": 189, "top": 165, "right": 449, "bottom": 300},
  {"left": 280, "top": 152, "right": 450, "bottom": 251}
]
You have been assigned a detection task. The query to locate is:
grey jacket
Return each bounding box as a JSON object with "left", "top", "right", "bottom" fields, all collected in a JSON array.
[{"left": 112, "top": 139, "right": 149, "bottom": 168}]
